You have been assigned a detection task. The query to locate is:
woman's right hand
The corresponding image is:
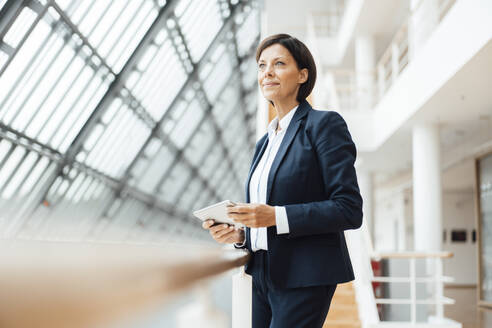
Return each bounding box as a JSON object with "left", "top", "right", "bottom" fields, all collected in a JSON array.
[{"left": 202, "top": 220, "right": 245, "bottom": 244}]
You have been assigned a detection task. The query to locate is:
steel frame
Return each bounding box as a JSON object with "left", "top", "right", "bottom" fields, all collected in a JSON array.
[{"left": 0, "top": 0, "right": 260, "bottom": 238}]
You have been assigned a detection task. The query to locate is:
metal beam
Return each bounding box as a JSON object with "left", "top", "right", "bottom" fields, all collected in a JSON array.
[
  {"left": 0, "top": 0, "right": 26, "bottom": 40},
  {"left": 164, "top": 14, "right": 243, "bottom": 191},
  {"left": 35, "top": 0, "right": 179, "bottom": 208},
  {"left": 114, "top": 1, "right": 254, "bottom": 193}
]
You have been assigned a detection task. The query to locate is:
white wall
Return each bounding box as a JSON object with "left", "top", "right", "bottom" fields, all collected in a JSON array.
[
  {"left": 374, "top": 186, "right": 407, "bottom": 252},
  {"left": 442, "top": 191, "right": 477, "bottom": 285}
]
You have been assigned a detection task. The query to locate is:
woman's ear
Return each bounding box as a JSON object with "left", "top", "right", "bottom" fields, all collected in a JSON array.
[{"left": 298, "top": 68, "right": 308, "bottom": 84}]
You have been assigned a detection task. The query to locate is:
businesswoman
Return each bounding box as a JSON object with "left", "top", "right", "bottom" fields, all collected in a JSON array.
[{"left": 202, "top": 34, "right": 363, "bottom": 328}]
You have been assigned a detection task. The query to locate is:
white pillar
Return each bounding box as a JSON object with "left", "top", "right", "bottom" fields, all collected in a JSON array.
[
  {"left": 409, "top": 0, "right": 439, "bottom": 60},
  {"left": 358, "top": 170, "right": 374, "bottom": 250},
  {"left": 355, "top": 36, "right": 375, "bottom": 110},
  {"left": 412, "top": 123, "right": 442, "bottom": 252},
  {"left": 232, "top": 267, "right": 252, "bottom": 328},
  {"left": 177, "top": 286, "right": 228, "bottom": 328}
]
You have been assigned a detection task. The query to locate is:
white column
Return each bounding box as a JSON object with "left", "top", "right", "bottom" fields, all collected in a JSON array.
[
  {"left": 232, "top": 267, "right": 252, "bottom": 328},
  {"left": 177, "top": 286, "right": 228, "bottom": 328},
  {"left": 358, "top": 170, "right": 374, "bottom": 250},
  {"left": 355, "top": 36, "right": 375, "bottom": 111},
  {"left": 409, "top": 0, "right": 439, "bottom": 60},
  {"left": 412, "top": 123, "right": 442, "bottom": 252}
]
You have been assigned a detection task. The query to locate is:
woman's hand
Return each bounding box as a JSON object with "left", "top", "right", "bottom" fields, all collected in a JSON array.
[
  {"left": 227, "top": 203, "right": 276, "bottom": 228},
  {"left": 202, "top": 220, "right": 245, "bottom": 244}
]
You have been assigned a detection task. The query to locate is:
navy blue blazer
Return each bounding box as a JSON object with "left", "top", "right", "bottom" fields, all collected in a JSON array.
[{"left": 243, "top": 100, "right": 363, "bottom": 289}]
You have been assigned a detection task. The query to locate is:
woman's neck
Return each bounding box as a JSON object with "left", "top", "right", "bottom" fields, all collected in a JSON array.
[{"left": 273, "top": 98, "right": 299, "bottom": 121}]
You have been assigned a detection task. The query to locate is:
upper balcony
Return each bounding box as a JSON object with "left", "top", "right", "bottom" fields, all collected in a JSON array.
[{"left": 313, "top": 0, "right": 492, "bottom": 160}]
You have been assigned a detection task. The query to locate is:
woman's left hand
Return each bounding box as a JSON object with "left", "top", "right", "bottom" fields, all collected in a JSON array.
[{"left": 227, "top": 203, "right": 276, "bottom": 228}]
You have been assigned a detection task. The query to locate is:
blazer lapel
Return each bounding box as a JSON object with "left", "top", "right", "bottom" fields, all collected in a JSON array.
[
  {"left": 245, "top": 135, "right": 269, "bottom": 203},
  {"left": 266, "top": 101, "right": 311, "bottom": 203}
]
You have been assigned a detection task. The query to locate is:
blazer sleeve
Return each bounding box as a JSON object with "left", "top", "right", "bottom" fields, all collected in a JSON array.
[{"left": 284, "top": 111, "right": 363, "bottom": 238}]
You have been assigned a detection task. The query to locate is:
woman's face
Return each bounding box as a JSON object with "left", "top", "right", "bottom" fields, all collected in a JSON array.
[{"left": 257, "top": 44, "right": 307, "bottom": 104}]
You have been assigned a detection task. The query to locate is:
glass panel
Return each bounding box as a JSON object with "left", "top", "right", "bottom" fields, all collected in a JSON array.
[
  {"left": 0, "top": 146, "right": 25, "bottom": 191},
  {"left": 0, "top": 50, "right": 8, "bottom": 71},
  {"left": 183, "top": 118, "right": 215, "bottom": 166},
  {"left": 212, "top": 83, "right": 241, "bottom": 127},
  {"left": 241, "top": 56, "right": 258, "bottom": 89},
  {"left": 61, "top": 0, "right": 158, "bottom": 74},
  {"left": 169, "top": 98, "right": 204, "bottom": 149},
  {"left": 158, "top": 163, "right": 191, "bottom": 203},
  {"left": 83, "top": 99, "right": 151, "bottom": 177},
  {"left": 19, "top": 157, "right": 51, "bottom": 196},
  {"left": 198, "top": 145, "right": 223, "bottom": 180},
  {"left": 479, "top": 153, "right": 492, "bottom": 302},
  {"left": 2, "top": 6, "right": 37, "bottom": 48},
  {"left": 177, "top": 178, "right": 203, "bottom": 210},
  {"left": 0, "top": 8, "right": 112, "bottom": 153},
  {"left": 202, "top": 45, "right": 234, "bottom": 102},
  {"left": 236, "top": 6, "right": 260, "bottom": 57},
  {"left": 130, "top": 36, "right": 187, "bottom": 121},
  {"left": 1, "top": 151, "right": 38, "bottom": 199},
  {"left": 178, "top": 0, "right": 222, "bottom": 62},
  {"left": 134, "top": 143, "right": 176, "bottom": 194}
]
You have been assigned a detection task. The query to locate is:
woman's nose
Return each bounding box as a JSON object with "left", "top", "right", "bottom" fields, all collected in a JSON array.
[{"left": 264, "top": 64, "right": 274, "bottom": 76}]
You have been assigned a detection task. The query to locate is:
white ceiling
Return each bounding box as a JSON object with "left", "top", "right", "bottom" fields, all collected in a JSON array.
[{"left": 262, "top": 0, "right": 339, "bottom": 40}]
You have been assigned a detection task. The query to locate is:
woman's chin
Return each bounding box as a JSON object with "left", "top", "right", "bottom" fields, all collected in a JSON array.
[{"left": 262, "top": 92, "right": 278, "bottom": 103}]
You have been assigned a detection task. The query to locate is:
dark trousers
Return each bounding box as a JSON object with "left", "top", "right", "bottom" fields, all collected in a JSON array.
[{"left": 250, "top": 250, "right": 337, "bottom": 328}]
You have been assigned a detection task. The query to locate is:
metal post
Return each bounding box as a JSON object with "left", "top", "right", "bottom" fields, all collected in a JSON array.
[
  {"left": 435, "top": 257, "right": 444, "bottom": 320},
  {"left": 410, "top": 257, "right": 417, "bottom": 324}
]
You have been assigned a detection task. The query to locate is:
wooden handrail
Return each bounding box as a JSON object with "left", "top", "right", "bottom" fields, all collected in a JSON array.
[
  {"left": 0, "top": 240, "right": 250, "bottom": 328},
  {"left": 372, "top": 251, "right": 453, "bottom": 259}
]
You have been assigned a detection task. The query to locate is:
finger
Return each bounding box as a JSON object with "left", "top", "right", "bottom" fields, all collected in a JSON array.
[
  {"left": 228, "top": 212, "right": 253, "bottom": 221},
  {"left": 209, "top": 224, "right": 230, "bottom": 237},
  {"left": 214, "top": 225, "right": 234, "bottom": 239},
  {"left": 215, "top": 228, "right": 236, "bottom": 243},
  {"left": 232, "top": 212, "right": 254, "bottom": 221},
  {"left": 208, "top": 223, "right": 229, "bottom": 233},
  {"left": 202, "top": 220, "right": 214, "bottom": 229},
  {"left": 227, "top": 205, "right": 253, "bottom": 214}
]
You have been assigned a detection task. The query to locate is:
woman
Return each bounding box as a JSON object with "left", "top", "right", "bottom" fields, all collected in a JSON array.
[{"left": 202, "top": 34, "right": 363, "bottom": 328}]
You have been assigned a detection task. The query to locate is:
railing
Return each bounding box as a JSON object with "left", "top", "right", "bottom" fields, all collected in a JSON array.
[
  {"left": 324, "top": 0, "right": 457, "bottom": 111},
  {"left": 376, "top": 22, "right": 409, "bottom": 99},
  {"left": 372, "top": 251, "right": 455, "bottom": 324},
  {"left": 0, "top": 240, "right": 250, "bottom": 328},
  {"left": 345, "top": 228, "right": 462, "bottom": 327},
  {"left": 375, "top": 0, "right": 456, "bottom": 102}
]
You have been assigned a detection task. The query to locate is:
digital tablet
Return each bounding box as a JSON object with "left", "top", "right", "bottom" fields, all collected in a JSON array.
[{"left": 193, "top": 200, "right": 241, "bottom": 227}]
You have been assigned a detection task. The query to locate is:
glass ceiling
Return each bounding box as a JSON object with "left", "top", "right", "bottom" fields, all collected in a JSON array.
[{"left": 0, "top": 0, "right": 259, "bottom": 242}]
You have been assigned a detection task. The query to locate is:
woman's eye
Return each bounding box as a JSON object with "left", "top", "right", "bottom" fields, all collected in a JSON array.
[
  {"left": 258, "top": 63, "right": 265, "bottom": 69},
  {"left": 275, "top": 61, "right": 284, "bottom": 65}
]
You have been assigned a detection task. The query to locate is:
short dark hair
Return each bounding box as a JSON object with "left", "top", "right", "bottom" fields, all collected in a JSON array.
[{"left": 256, "top": 34, "right": 317, "bottom": 103}]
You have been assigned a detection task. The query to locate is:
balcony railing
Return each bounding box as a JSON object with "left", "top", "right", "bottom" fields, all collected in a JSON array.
[
  {"left": 345, "top": 228, "right": 462, "bottom": 328},
  {"left": 372, "top": 251, "right": 456, "bottom": 324},
  {"left": 326, "top": 0, "right": 457, "bottom": 111}
]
